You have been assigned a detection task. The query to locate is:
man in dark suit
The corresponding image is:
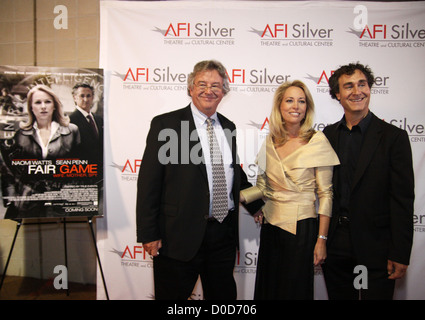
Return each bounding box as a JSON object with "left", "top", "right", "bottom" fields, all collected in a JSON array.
[
  {"left": 136, "top": 60, "right": 263, "bottom": 300},
  {"left": 322, "top": 63, "right": 414, "bottom": 300},
  {"left": 69, "top": 83, "right": 103, "bottom": 169}
]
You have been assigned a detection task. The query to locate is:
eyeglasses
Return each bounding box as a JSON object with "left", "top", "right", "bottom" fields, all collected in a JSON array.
[{"left": 195, "top": 82, "right": 223, "bottom": 93}]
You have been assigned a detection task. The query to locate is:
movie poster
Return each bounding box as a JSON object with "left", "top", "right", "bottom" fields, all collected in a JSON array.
[{"left": 0, "top": 66, "right": 103, "bottom": 219}]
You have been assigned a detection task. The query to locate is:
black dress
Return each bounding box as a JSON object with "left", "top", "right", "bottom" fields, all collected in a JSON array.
[{"left": 254, "top": 218, "right": 317, "bottom": 300}]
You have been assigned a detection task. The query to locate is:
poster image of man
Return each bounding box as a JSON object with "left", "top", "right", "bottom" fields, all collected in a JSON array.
[
  {"left": 0, "top": 66, "right": 104, "bottom": 220},
  {"left": 70, "top": 83, "right": 103, "bottom": 173}
]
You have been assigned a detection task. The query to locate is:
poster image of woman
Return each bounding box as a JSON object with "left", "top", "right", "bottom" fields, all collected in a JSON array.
[{"left": 1, "top": 85, "right": 81, "bottom": 219}]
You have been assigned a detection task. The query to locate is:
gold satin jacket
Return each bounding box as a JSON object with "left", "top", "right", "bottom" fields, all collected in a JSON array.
[{"left": 241, "top": 131, "right": 340, "bottom": 234}]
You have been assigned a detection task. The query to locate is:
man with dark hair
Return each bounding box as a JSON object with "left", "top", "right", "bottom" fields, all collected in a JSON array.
[
  {"left": 70, "top": 83, "right": 103, "bottom": 168},
  {"left": 328, "top": 63, "right": 375, "bottom": 101},
  {"left": 136, "top": 60, "right": 263, "bottom": 300},
  {"left": 322, "top": 62, "right": 415, "bottom": 300}
]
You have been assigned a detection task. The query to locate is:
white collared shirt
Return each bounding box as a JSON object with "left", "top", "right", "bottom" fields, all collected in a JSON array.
[
  {"left": 76, "top": 105, "right": 90, "bottom": 118},
  {"left": 190, "top": 103, "right": 235, "bottom": 213},
  {"left": 33, "top": 121, "right": 60, "bottom": 159}
]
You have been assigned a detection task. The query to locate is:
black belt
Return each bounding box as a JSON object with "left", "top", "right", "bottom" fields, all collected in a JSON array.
[{"left": 338, "top": 216, "right": 350, "bottom": 227}]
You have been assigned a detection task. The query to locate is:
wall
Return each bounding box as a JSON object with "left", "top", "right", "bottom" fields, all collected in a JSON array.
[{"left": 0, "top": 0, "right": 100, "bottom": 284}]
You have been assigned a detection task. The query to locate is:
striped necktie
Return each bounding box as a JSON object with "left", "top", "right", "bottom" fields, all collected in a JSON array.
[
  {"left": 206, "top": 118, "right": 228, "bottom": 223},
  {"left": 87, "top": 114, "right": 99, "bottom": 139}
]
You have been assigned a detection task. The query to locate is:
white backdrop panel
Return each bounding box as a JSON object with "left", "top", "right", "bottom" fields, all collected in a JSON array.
[{"left": 98, "top": 1, "right": 425, "bottom": 300}]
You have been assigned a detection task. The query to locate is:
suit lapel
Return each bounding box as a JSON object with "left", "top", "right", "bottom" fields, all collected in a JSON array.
[
  {"left": 217, "top": 112, "right": 239, "bottom": 197},
  {"left": 351, "top": 114, "right": 382, "bottom": 191},
  {"left": 182, "top": 105, "right": 208, "bottom": 181},
  {"left": 325, "top": 124, "right": 339, "bottom": 151},
  {"left": 324, "top": 124, "right": 341, "bottom": 187},
  {"left": 217, "top": 113, "right": 236, "bottom": 164},
  {"left": 72, "top": 110, "right": 93, "bottom": 138}
]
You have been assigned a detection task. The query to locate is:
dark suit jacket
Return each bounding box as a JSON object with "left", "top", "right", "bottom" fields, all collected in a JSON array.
[
  {"left": 323, "top": 112, "right": 414, "bottom": 267},
  {"left": 136, "top": 105, "right": 263, "bottom": 262},
  {"left": 69, "top": 109, "right": 103, "bottom": 168}
]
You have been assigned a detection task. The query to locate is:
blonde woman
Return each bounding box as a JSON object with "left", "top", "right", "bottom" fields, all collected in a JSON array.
[
  {"left": 3, "top": 85, "right": 80, "bottom": 218},
  {"left": 241, "top": 80, "right": 339, "bottom": 299},
  {"left": 17, "top": 85, "right": 80, "bottom": 159}
]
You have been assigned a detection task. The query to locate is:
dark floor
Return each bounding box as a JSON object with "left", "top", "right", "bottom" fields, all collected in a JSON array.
[{"left": 0, "top": 275, "right": 96, "bottom": 300}]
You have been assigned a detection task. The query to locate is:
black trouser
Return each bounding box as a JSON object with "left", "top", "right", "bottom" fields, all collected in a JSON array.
[
  {"left": 322, "top": 221, "right": 395, "bottom": 300},
  {"left": 153, "top": 214, "right": 237, "bottom": 300}
]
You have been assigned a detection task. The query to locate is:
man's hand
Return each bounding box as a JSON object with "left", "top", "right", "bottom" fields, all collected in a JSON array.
[
  {"left": 253, "top": 210, "right": 263, "bottom": 225},
  {"left": 387, "top": 260, "right": 408, "bottom": 280},
  {"left": 143, "top": 240, "right": 162, "bottom": 258}
]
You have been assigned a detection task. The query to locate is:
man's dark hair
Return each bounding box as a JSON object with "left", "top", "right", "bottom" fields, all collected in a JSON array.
[
  {"left": 328, "top": 62, "right": 374, "bottom": 100},
  {"left": 72, "top": 83, "right": 94, "bottom": 96}
]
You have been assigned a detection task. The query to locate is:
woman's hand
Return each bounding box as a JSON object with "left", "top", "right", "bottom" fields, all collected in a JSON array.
[
  {"left": 239, "top": 193, "right": 245, "bottom": 203},
  {"left": 314, "top": 238, "right": 327, "bottom": 266}
]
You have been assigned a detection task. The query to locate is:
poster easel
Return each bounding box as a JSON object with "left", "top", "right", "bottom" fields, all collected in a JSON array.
[{"left": 0, "top": 216, "right": 109, "bottom": 300}]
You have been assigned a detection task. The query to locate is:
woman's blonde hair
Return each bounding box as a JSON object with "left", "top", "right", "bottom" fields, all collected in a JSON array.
[
  {"left": 269, "top": 80, "right": 315, "bottom": 146},
  {"left": 21, "top": 84, "right": 70, "bottom": 130}
]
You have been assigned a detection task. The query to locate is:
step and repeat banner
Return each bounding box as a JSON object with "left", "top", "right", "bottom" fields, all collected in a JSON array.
[{"left": 98, "top": 1, "right": 425, "bottom": 299}]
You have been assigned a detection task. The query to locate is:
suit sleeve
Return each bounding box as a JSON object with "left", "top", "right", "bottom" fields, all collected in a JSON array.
[
  {"left": 389, "top": 130, "right": 415, "bottom": 265},
  {"left": 221, "top": 116, "right": 264, "bottom": 215},
  {"left": 136, "top": 116, "right": 164, "bottom": 244},
  {"left": 238, "top": 164, "right": 264, "bottom": 215}
]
